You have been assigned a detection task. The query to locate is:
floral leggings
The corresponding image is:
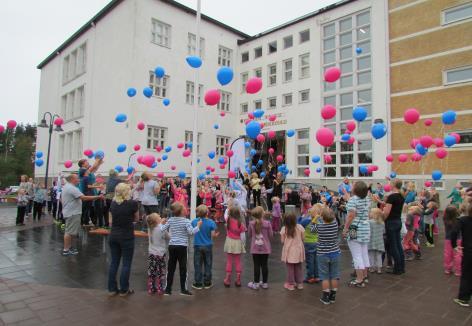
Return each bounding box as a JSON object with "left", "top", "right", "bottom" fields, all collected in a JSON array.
[{"left": 147, "top": 254, "right": 166, "bottom": 294}]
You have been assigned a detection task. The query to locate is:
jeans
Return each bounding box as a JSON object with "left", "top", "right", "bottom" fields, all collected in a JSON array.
[
  {"left": 159, "top": 194, "right": 169, "bottom": 215},
  {"left": 16, "top": 206, "right": 26, "bottom": 225},
  {"left": 253, "top": 189, "right": 261, "bottom": 207},
  {"left": 193, "top": 245, "right": 213, "bottom": 285},
  {"left": 304, "top": 243, "right": 319, "bottom": 279},
  {"left": 386, "top": 219, "right": 405, "bottom": 273},
  {"left": 458, "top": 251, "right": 471, "bottom": 302},
  {"left": 94, "top": 200, "right": 105, "bottom": 227},
  {"left": 143, "top": 205, "right": 159, "bottom": 215},
  {"left": 318, "top": 254, "right": 340, "bottom": 280},
  {"left": 108, "top": 238, "right": 135, "bottom": 293},
  {"left": 33, "top": 202, "right": 43, "bottom": 220}
]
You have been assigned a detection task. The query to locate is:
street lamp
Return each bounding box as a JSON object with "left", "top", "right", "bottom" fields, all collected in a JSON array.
[{"left": 38, "top": 112, "right": 63, "bottom": 190}]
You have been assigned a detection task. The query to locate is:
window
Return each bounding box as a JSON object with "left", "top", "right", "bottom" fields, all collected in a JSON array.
[
  {"left": 151, "top": 19, "right": 171, "bottom": 47},
  {"left": 299, "top": 29, "right": 310, "bottom": 43},
  {"left": 268, "top": 41, "right": 277, "bottom": 54},
  {"left": 254, "top": 68, "right": 262, "bottom": 78},
  {"left": 241, "top": 103, "right": 249, "bottom": 114},
  {"left": 296, "top": 129, "right": 310, "bottom": 177},
  {"left": 218, "top": 46, "right": 233, "bottom": 67},
  {"left": 187, "top": 33, "right": 205, "bottom": 58},
  {"left": 267, "top": 97, "right": 277, "bottom": 110},
  {"left": 254, "top": 47, "right": 262, "bottom": 59},
  {"left": 62, "top": 43, "right": 87, "bottom": 83},
  {"left": 283, "top": 93, "right": 292, "bottom": 107},
  {"left": 216, "top": 136, "right": 230, "bottom": 156},
  {"left": 58, "top": 129, "right": 82, "bottom": 162},
  {"left": 299, "top": 89, "right": 310, "bottom": 103},
  {"left": 443, "top": 3, "right": 472, "bottom": 25},
  {"left": 283, "top": 35, "right": 293, "bottom": 49},
  {"left": 217, "top": 91, "right": 231, "bottom": 112},
  {"left": 283, "top": 59, "right": 293, "bottom": 82},
  {"left": 444, "top": 66, "right": 472, "bottom": 85},
  {"left": 149, "top": 71, "right": 169, "bottom": 97},
  {"left": 426, "top": 181, "right": 445, "bottom": 191},
  {"left": 450, "top": 129, "right": 472, "bottom": 146},
  {"left": 185, "top": 81, "right": 203, "bottom": 106},
  {"left": 299, "top": 53, "right": 310, "bottom": 79},
  {"left": 185, "top": 131, "right": 201, "bottom": 153},
  {"left": 241, "top": 51, "right": 249, "bottom": 63},
  {"left": 268, "top": 63, "right": 277, "bottom": 86},
  {"left": 147, "top": 126, "right": 167, "bottom": 149},
  {"left": 61, "top": 85, "right": 85, "bottom": 121},
  {"left": 254, "top": 100, "right": 262, "bottom": 110},
  {"left": 241, "top": 72, "right": 249, "bottom": 93}
]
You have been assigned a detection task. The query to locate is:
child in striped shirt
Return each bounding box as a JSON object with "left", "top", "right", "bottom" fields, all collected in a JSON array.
[{"left": 160, "top": 202, "right": 202, "bottom": 296}]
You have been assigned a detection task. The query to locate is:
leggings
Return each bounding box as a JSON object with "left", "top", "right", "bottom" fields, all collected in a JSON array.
[
  {"left": 252, "top": 254, "right": 269, "bottom": 283},
  {"left": 424, "top": 223, "right": 434, "bottom": 244},
  {"left": 253, "top": 189, "right": 261, "bottom": 207},
  {"left": 226, "top": 253, "right": 242, "bottom": 274},
  {"left": 148, "top": 254, "right": 166, "bottom": 294},
  {"left": 16, "top": 206, "right": 26, "bottom": 225},
  {"left": 33, "top": 202, "right": 43, "bottom": 220},
  {"left": 166, "top": 245, "right": 188, "bottom": 292},
  {"left": 286, "top": 263, "right": 303, "bottom": 285}
]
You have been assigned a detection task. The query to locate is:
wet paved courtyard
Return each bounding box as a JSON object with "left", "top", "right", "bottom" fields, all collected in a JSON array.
[{"left": 0, "top": 206, "right": 470, "bottom": 325}]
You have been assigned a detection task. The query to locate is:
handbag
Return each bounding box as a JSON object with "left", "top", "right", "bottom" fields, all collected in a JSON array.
[{"left": 348, "top": 218, "right": 361, "bottom": 240}]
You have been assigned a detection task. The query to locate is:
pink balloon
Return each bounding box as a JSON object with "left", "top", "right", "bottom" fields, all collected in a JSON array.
[
  {"left": 223, "top": 157, "right": 228, "bottom": 164},
  {"left": 367, "top": 166, "right": 375, "bottom": 173},
  {"left": 225, "top": 144, "right": 230, "bottom": 148},
  {"left": 411, "top": 153, "right": 422, "bottom": 162},
  {"left": 384, "top": 184, "right": 392, "bottom": 192},
  {"left": 210, "top": 167, "right": 215, "bottom": 172},
  {"left": 220, "top": 111, "right": 226, "bottom": 117},
  {"left": 0, "top": 125, "right": 4, "bottom": 133},
  {"left": 248, "top": 112, "right": 254, "bottom": 119},
  {"left": 170, "top": 165, "right": 176, "bottom": 170},
  {"left": 371, "top": 165, "right": 379, "bottom": 172},
  {"left": 324, "top": 67, "right": 341, "bottom": 83},
  {"left": 177, "top": 142, "right": 184, "bottom": 149},
  {"left": 268, "top": 148, "right": 275, "bottom": 155},
  {"left": 346, "top": 120, "right": 356, "bottom": 132},
  {"left": 304, "top": 168, "right": 310, "bottom": 177},
  {"left": 246, "top": 77, "right": 263, "bottom": 94},
  {"left": 156, "top": 146, "right": 162, "bottom": 152},
  {"left": 6, "top": 120, "right": 17, "bottom": 129},
  {"left": 157, "top": 157, "right": 162, "bottom": 163},
  {"left": 321, "top": 105, "right": 336, "bottom": 120},
  {"left": 182, "top": 149, "right": 191, "bottom": 157},
  {"left": 316, "top": 128, "right": 335, "bottom": 147},
  {"left": 204, "top": 89, "right": 221, "bottom": 106},
  {"left": 276, "top": 155, "right": 284, "bottom": 163},
  {"left": 228, "top": 171, "right": 236, "bottom": 179},
  {"left": 347, "top": 136, "right": 355, "bottom": 145},
  {"left": 244, "top": 119, "right": 252, "bottom": 125},
  {"left": 83, "top": 149, "right": 93, "bottom": 157},
  {"left": 419, "top": 135, "right": 433, "bottom": 148},
  {"left": 259, "top": 122, "right": 265, "bottom": 129},
  {"left": 324, "top": 154, "right": 332, "bottom": 164},
  {"left": 213, "top": 175, "right": 219, "bottom": 180},
  {"left": 256, "top": 134, "right": 265, "bottom": 143},
  {"left": 398, "top": 154, "right": 408, "bottom": 163},
  {"left": 424, "top": 118, "right": 433, "bottom": 126},
  {"left": 226, "top": 150, "right": 234, "bottom": 158},
  {"left": 410, "top": 138, "right": 419, "bottom": 149},
  {"left": 64, "top": 160, "right": 73, "bottom": 168},
  {"left": 268, "top": 114, "right": 277, "bottom": 122},
  {"left": 268, "top": 130, "right": 276, "bottom": 139},
  {"left": 386, "top": 154, "right": 394, "bottom": 162},
  {"left": 424, "top": 181, "right": 432, "bottom": 187},
  {"left": 219, "top": 164, "right": 226, "bottom": 169},
  {"left": 433, "top": 138, "right": 444, "bottom": 147},
  {"left": 137, "top": 155, "right": 144, "bottom": 164},
  {"left": 54, "top": 117, "right": 64, "bottom": 126},
  {"left": 404, "top": 108, "right": 420, "bottom": 124},
  {"left": 450, "top": 132, "right": 461, "bottom": 143},
  {"left": 435, "top": 148, "right": 448, "bottom": 159},
  {"left": 143, "top": 155, "right": 155, "bottom": 167},
  {"left": 133, "top": 144, "right": 141, "bottom": 151},
  {"left": 157, "top": 172, "right": 164, "bottom": 179},
  {"left": 137, "top": 122, "right": 145, "bottom": 130}
]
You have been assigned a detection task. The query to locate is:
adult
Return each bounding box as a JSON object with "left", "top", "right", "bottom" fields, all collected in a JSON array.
[
  {"left": 272, "top": 172, "right": 284, "bottom": 200},
  {"left": 376, "top": 179, "right": 405, "bottom": 275},
  {"left": 61, "top": 174, "right": 102, "bottom": 256},
  {"left": 78, "top": 157, "right": 103, "bottom": 225},
  {"left": 338, "top": 177, "right": 352, "bottom": 200},
  {"left": 404, "top": 182, "right": 417, "bottom": 205},
  {"left": 447, "top": 183, "right": 463, "bottom": 208},
  {"left": 263, "top": 173, "right": 274, "bottom": 211},
  {"left": 140, "top": 172, "right": 160, "bottom": 215},
  {"left": 19, "top": 176, "right": 33, "bottom": 215},
  {"left": 320, "top": 186, "right": 332, "bottom": 205},
  {"left": 343, "top": 181, "right": 371, "bottom": 287},
  {"left": 104, "top": 169, "right": 123, "bottom": 227},
  {"left": 108, "top": 183, "right": 139, "bottom": 296},
  {"left": 158, "top": 177, "right": 171, "bottom": 215}
]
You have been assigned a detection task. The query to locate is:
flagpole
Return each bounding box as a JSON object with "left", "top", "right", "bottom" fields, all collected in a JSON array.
[{"left": 190, "top": 0, "right": 201, "bottom": 220}]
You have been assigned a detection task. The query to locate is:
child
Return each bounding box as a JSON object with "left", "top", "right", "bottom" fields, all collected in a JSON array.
[
  {"left": 16, "top": 189, "right": 29, "bottom": 226},
  {"left": 247, "top": 206, "right": 273, "bottom": 290},
  {"left": 160, "top": 202, "right": 202, "bottom": 296},
  {"left": 147, "top": 213, "right": 169, "bottom": 295},
  {"left": 271, "top": 197, "right": 281, "bottom": 232},
  {"left": 403, "top": 205, "right": 422, "bottom": 261},
  {"left": 299, "top": 204, "right": 323, "bottom": 284},
  {"left": 280, "top": 213, "right": 305, "bottom": 291},
  {"left": 191, "top": 204, "right": 218, "bottom": 290},
  {"left": 452, "top": 200, "right": 472, "bottom": 307},
  {"left": 443, "top": 205, "right": 461, "bottom": 276},
  {"left": 223, "top": 206, "right": 247, "bottom": 287},
  {"left": 300, "top": 186, "right": 312, "bottom": 216},
  {"left": 424, "top": 201, "right": 438, "bottom": 247},
  {"left": 33, "top": 183, "right": 46, "bottom": 221},
  {"left": 368, "top": 208, "right": 385, "bottom": 273},
  {"left": 312, "top": 207, "right": 340, "bottom": 305}
]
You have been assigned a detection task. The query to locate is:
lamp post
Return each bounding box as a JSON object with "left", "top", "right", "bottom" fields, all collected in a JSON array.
[{"left": 38, "top": 112, "right": 63, "bottom": 190}]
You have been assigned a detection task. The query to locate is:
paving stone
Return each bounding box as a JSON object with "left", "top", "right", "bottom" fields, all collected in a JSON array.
[{"left": 0, "top": 308, "right": 34, "bottom": 324}]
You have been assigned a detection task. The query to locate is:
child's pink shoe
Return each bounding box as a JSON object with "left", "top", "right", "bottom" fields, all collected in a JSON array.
[{"left": 284, "top": 283, "right": 295, "bottom": 291}]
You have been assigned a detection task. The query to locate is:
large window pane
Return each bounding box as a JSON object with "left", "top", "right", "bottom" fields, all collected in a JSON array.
[
  {"left": 358, "top": 153, "right": 372, "bottom": 164},
  {"left": 358, "top": 120, "right": 371, "bottom": 133},
  {"left": 341, "top": 166, "right": 354, "bottom": 177},
  {"left": 356, "top": 41, "right": 370, "bottom": 54},
  {"left": 324, "top": 37, "right": 335, "bottom": 51},
  {"left": 358, "top": 139, "right": 372, "bottom": 151},
  {"left": 357, "top": 11, "right": 370, "bottom": 26},
  {"left": 341, "top": 60, "right": 353, "bottom": 74},
  {"left": 341, "top": 142, "right": 353, "bottom": 152},
  {"left": 340, "top": 17, "right": 352, "bottom": 32},
  {"left": 358, "top": 89, "right": 371, "bottom": 103},
  {"left": 324, "top": 167, "right": 337, "bottom": 177},
  {"left": 324, "top": 95, "right": 336, "bottom": 105},
  {"left": 297, "top": 156, "right": 309, "bottom": 165},
  {"left": 340, "top": 107, "right": 352, "bottom": 121},
  {"left": 340, "top": 75, "right": 353, "bottom": 88},
  {"left": 340, "top": 32, "right": 353, "bottom": 46},
  {"left": 297, "top": 129, "right": 309, "bottom": 139},
  {"left": 340, "top": 46, "right": 352, "bottom": 60},
  {"left": 357, "top": 26, "right": 370, "bottom": 40},
  {"left": 298, "top": 144, "right": 309, "bottom": 154},
  {"left": 341, "top": 93, "right": 353, "bottom": 106},
  {"left": 325, "top": 124, "right": 336, "bottom": 134},
  {"left": 358, "top": 56, "right": 371, "bottom": 70},
  {"left": 341, "top": 154, "right": 353, "bottom": 164},
  {"left": 324, "top": 82, "right": 336, "bottom": 92},
  {"left": 323, "top": 51, "right": 336, "bottom": 64},
  {"left": 323, "top": 23, "right": 335, "bottom": 37},
  {"left": 358, "top": 70, "right": 371, "bottom": 85}
]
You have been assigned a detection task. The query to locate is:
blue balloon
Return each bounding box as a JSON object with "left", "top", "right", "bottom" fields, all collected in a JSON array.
[
  {"left": 257, "top": 159, "right": 263, "bottom": 166},
  {"left": 432, "top": 170, "right": 442, "bottom": 181},
  {"left": 444, "top": 135, "right": 456, "bottom": 147},
  {"left": 415, "top": 143, "right": 427, "bottom": 156},
  {"left": 127, "top": 88, "right": 136, "bottom": 97},
  {"left": 356, "top": 47, "right": 362, "bottom": 54},
  {"left": 126, "top": 167, "right": 134, "bottom": 174},
  {"left": 185, "top": 56, "right": 202, "bottom": 68},
  {"left": 287, "top": 129, "right": 295, "bottom": 137},
  {"left": 353, "top": 106, "right": 368, "bottom": 122},
  {"left": 151, "top": 162, "right": 157, "bottom": 169},
  {"left": 94, "top": 150, "right": 105, "bottom": 159},
  {"left": 163, "top": 98, "right": 170, "bottom": 106},
  {"left": 187, "top": 142, "right": 193, "bottom": 149},
  {"left": 143, "top": 87, "right": 153, "bottom": 98},
  {"left": 217, "top": 66, "right": 234, "bottom": 86},
  {"left": 390, "top": 172, "right": 397, "bottom": 179},
  {"left": 197, "top": 158, "right": 201, "bottom": 163},
  {"left": 246, "top": 120, "right": 261, "bottom": 139},
  {"left": 311, "top": 155, "right": 320, "bottom": 163},
  {"left": 341, "top": 133, "right": 351, "bottom": 142},
  {"left": 218, "top": 157, "right": 225, "bottom": 164},
  {"left": 87, "top": 151, "right": 95, "bottom": 159},
  {"left": 115, "top": 165, "right": 123, "bottom": 173},
  {"left": 154, "top": 66, "right": 165, "bottom": 78},
  {"left": 205, "top": 170, "right": 211, "bottom": 175},
  {"left": 162, "top": 154, "right": 168, "bottom": 161},
  {"left": 250, "top": 149, "right": 256, "bottom": 156},
  {"left": 213, "top": 124, "right": 219, "bottom": 129},
  {"left": 198, "top": 173, "right": 205, "bottom": 180},
  {"left": 244, "top": 141, "right": 251, "bottom": 148},
  {"left": 36, "top": 151, "right": 43, "bottom": 159},
  {"left": 277, "top": 166, "right": 284, "bottom": 172},
  {"left": 245, "top": 158, "right": 250, "bottom": 163},
  {"left": 35, "top": 159, "right": 44, "bottom": 167},
  {"left": 117, "top": 144, "right": 127, "bottom": 153},
  {"left": 371, "top": 123, "right": 387, "bottom": 140},
  {"left": 115, "top": 113, "right": 127, "bottom": 123},
  {"left": 251, "top": 166, "right": 256, "bottom": 172},
  {"left": 442, "top": 110, "right": 456, "bottom": 125},
  {"left": 260, "top": 172, "right": 266, "bottom": 178},
  {"left": 253, "top": 109, "right": 265, "bottom": 118},
  {"left": 316, "top": 167, "right": 322, "bottom": 173},
  {"left": 208, "top": 151, "right": 216, "bottom": 159},
  {"left": 165, "top": 146, "right": 172, "bottom": 153},
  {"left": 359, "top": 165, "right": 368, "bottom": 174}
]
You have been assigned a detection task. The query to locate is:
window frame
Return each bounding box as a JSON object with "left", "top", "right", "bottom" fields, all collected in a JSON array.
[
  {"left": 241, "top": 72, "right": 249, "bottom": 93},
  {"left": 185, "top": 81, "right": 203, "bottom": 106},
  {"left": 151, "top": 19, "right": 171, "bottom": 48},
  {"left": 282, "top": 93, "right": 293, "bottom": 107},
  {"left": 299, "top": 89, "right": 310, "bottom": 103},
  {"left": 218, "top": 45, "right": 233, "bottom": 67},
  {"left": 268, "top": 63, "right": 277, "bottom": 86},
  {"left": 267, "top": 96, "right": 277, "bottom": 110},
  {"left": 296, "top": 128, "right": 310, "bottom": 177},
  {"left": 254, "top": 46, "right": 262, "bottom": 59},
  {"left": 241, "top": 51, "right": 249, "bottom": 63},
  {"left": 299, "top": 29, "right": 310, "bottom": 43},
  {"left": 268, "top": 41, "right": 277, "bottom": 54},
  {"left": 147, "top": 126, "right": 168, "bottom": 150},
  {"left": 443, "top": 65, "right": 472, "bottom": 85},
  {"left": 187, "top": 33, "right": 205, "bottom": 58},
  {"left": 299, "top": 53, "right": 310, "bottom": 79},
  {"left": 149, "top": 71, "right": 169, "bottom": 98},
  {"left": 240, "top": 102, "right": 249, "bottom": 114},
  {"left": 283, "top": 58, "right": 293, "bottom": 83},
  {"left": 216, "top": 136, "right": 230, "bottom": 156},
  {"left": 185, "top": 131, "right": 201, "bottom": 153},
  {"left": 254, "top": 67, "right": 262, "bottom": 78},
  {"left": 283, "top": 35, "right": 293, "bottom": 49},
  {"left": 445, "top": 129, "right": 472, "bottom": 148},
  {"left": 217, "top": 91, "right": 231, "bottom": 112},
  {"left": 441, "top": 2, "right": 472, "bottom": 25}
]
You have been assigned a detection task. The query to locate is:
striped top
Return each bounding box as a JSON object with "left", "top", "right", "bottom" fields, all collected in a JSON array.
[
  {"left": 160, "top": 217, "right": 199, "bottom": 246},
  {"left": 368, "top": 220, "right": 385, "bottom": 252},
  {"left": 312, "top": 220, "right": 340, "bottom": 255},
  {"left": 346, "top": 196, "right": 371, "bottom": 243}
]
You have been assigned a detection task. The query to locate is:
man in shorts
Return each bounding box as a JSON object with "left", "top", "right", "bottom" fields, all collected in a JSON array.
[{"left": 61, "top": 173, "right": 103, "bottom": 256}]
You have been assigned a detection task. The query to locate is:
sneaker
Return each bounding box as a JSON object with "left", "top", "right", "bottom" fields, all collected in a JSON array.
[
  {"left": 164, "top": 289, "right": 171, "bottom": 296},
  {"left": 376, "top": 268, "right": 382, "bottom": 274},
  {"left": 62, "top": 250, "right": 73, "bottom": 256},
  {"left": 444, "top": 270, "right": 452, "bottom": 275},
  {"left": 69, "top": 248, "right": 79, "bottom": 255},
  {"left": 453, "top": 298, "right": 470, "bottom": 307},
  {"left": 296, "top": 284, "right": 304, "bottom": 290},
  {"left": 192, "top": 283, "right": 203, "bottom": 290},
  {"left": 348, "top": 279, "right": 365, "bottom": 288},
  {"left": 320, "top": 292, "right": 331, "bottom": 305},
  {"left": 363, "top": 277, "right": 369, "bottom": 284},
  {"left": 304, "top": 278, "right": 317, "bottom": 284},
  {"left": 204, "top": 282, "right": 213, "bottom": 289},
  {"left": 247, "top": 282, "right": 259, "bottom": 290},
  {"left": 180, "top": 290, "right": 193, "bottom": 296},
  {"left": 260, "top": 283, "right": 269, "bottom": 289},
  {"left": 284, "top": 283, "right": 295, "bottom": 291},
  {"left": 329, "top": 290, "right": 337, "bottom": 303},
  {"left": 425, "top": 242, "right": 435, "bottom": 248}
]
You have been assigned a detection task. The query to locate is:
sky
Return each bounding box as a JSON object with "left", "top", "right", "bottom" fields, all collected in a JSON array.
[{"left": 0, "top": 0, "right": 338, "bottom": 125}]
